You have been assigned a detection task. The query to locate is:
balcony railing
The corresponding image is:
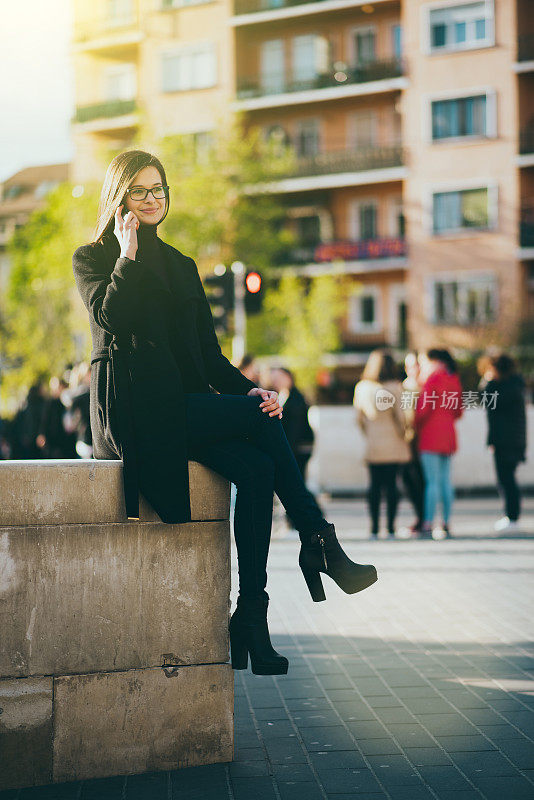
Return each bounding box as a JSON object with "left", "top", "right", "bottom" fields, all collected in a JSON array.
[
  {"left": 286, "top": 237, "right": 407, "bottom": 265},
  {"left": 237, "top": 58, "right": 404, "bottom": 100},
  {"left": 520, "top": 125, "right": 534, "bottom": 155},
  {"left": 235, "top": 0, "right": 330, "bottom": 14},
  {"left": 518, "top": 34, "right": 534, "bottom": 62},
  {"left": 74, "top": 12, "right": 139, "bottom": 44},
  {"left": 268, "top": 145, "right": 404, "bottom": 181},
  {"left": 74, "top": 99, "right": 137, "bottom": 124},
  {"left": 520, "top": 208, "right": 534, "bottom": 248}
]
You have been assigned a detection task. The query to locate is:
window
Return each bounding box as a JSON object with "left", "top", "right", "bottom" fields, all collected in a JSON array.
[
  {"left": 296, "top": 215, "right": 321, "bottom": 247},
  {"left": 431, "top": 275, "right": 497, "bottom": 324},
  {"left": 432, "top": 95, "right": 487, "bottom": 140},
  {"left": 291, "top": 36, "right": 329, "bottom": 84},
  {"left": 162, "top": 44, "right": 216, "bottom": 92},
  {"left": 104, "top": 64, "right": 136, "bottom": 101},
  {"left": 295, "top": 119, "right": 320, "bottom": 158},
  {"left": 432, "top": 187, "right": 490, "bottom": 233},
  {"left": 349, "top": 286, "right": 381, "bottom": 333},
  {"left": 392, "top": 24, "right": 403, "bottom": 58},
  {"left": 106, "top": 0, "right": 133, "bottom": 25},
  {"left": 350, "top": 111, "right": 377, "bottom": 149},
  {"left": 429, "top": 2, "right": 493, "bottom": 53},
  {"left": 351, "top": 200, "right": 378, "bottom": 239},
  {"left": 35, "top": 180, "right": 58, "bottom": 199},
  {"left": 353, "top": 27, "right": 376, "bottom": 65},
  {"left": 390, "top": 197, "right": 405, "bottom": 237},
  {"left": 260, "top": 39, "right": 285, "bottom": 93}
]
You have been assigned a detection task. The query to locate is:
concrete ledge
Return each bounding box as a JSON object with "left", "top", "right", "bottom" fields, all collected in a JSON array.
[
  {"left": 0, "top": 460, "right": 230, "bottom": 526},
  {"left": 0, "top": 665, "right": 233, "bottom": 789}
]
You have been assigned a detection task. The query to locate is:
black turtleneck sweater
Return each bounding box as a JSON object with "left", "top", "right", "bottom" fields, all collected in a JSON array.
[{"left": 136, "top": 222, "right": 209, "bottom": 394}]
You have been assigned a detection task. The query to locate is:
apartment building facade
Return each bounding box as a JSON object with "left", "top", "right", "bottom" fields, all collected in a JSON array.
[{"left": 71, "top": 0, "right": 533, "bottom": 367}]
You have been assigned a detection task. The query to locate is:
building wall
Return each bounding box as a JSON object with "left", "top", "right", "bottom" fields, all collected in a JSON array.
[{"left": 403, "top": 0, "right": 521, "bottom": 350}]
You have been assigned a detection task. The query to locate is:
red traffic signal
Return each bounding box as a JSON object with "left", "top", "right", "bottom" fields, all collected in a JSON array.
[{"left": 245, "top": 271, "right": 262, "bottom": 294}]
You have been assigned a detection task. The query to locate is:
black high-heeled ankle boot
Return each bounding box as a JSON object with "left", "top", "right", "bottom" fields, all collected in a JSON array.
[
  {"left": 229, "top": 594, "right": 289, "bottom": 675},
  {"left": 299, "top": 523, "right": 378, "bottom": 602}
]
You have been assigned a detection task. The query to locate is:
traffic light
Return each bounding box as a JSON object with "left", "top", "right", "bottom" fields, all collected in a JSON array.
[
  {"left": 244, "top": 271, "right": 263, "bottom": 315},
  {"left": 204, "top": 270, "right": 234, "bottom": 335}
]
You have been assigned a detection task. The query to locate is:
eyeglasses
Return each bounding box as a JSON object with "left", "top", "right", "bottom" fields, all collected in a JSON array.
[{"left": 125, "top": 185, "right": 168, "bottom": 202}]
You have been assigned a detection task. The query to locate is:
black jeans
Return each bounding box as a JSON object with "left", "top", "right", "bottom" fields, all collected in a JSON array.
[
  {"left": 494, "top": 448, "right": 522, "bottom": 522},
  {"left": 185, "top": 393, "right": 327, "bottom": 600},
  {"left": 401, "top": 448, "right": 425, "bottom": 527},
  {"left": 368, "top": 463, "right": 400, "bottom": 535}
]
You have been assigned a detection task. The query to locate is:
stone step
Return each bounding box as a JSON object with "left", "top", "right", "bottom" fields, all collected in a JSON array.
[
  {"left": 0, "top": 459, "right": 229, "bottom": 526},
  {"left": 0, "top": 664, "right": 234, "bottom": 790},
  {"left": 1, "top": 520, "right": 230, "bottom": 679}
]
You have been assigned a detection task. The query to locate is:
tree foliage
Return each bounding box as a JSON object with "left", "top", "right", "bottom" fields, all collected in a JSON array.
[{"left": 247, "top": 274, "right": 345, "bottom": 396}]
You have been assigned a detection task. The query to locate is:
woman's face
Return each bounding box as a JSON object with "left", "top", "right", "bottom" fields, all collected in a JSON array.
[{"left": 124, "top": 165, "right": 166, "bottom": 226}]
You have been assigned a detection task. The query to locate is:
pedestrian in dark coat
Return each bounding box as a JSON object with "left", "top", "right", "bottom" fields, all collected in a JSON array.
[
  {"left": 72, "top": 150, "right": 377, "bottom": 676},
  {"left": 481, "top": 353, "right": 527, "bottom": 532}
]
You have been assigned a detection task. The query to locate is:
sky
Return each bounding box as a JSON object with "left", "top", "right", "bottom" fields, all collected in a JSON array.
[{"left": 0, "top": 1, "right": 74, "bottom": 182}]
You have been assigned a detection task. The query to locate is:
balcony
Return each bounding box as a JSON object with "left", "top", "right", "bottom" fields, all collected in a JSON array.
[
  {"left": 270, "top": 145, "right": 403, "bottom": 180},
  {"left": 287, "top": 237, "right": 407, "bottom": 265},
  {"left": 234, "top": 58, "right": 406, "bottom": 110},
  {"left": 248, "top": 145, "right": 406, "bottom": 193},
  {"left": 73, "top": 13, "right": 142, "bottom": 55},
  {"left": 73, "top": 100, "right": 138, "bottom": 134},
  {"left": 232, "top": 0, "right": 391, "bottom": 25}
]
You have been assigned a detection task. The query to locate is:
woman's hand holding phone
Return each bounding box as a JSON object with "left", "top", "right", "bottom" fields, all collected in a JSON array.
[{"left": 114, "top": 205, "right": 139, "bottom": 260}]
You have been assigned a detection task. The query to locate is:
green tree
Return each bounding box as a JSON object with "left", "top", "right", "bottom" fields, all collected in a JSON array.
[
  {"left": 247, "top": 274, "right": 346, "bottom": 397},
  {"left": 1, "top": 182, "right": 99, "bottom": 405}
]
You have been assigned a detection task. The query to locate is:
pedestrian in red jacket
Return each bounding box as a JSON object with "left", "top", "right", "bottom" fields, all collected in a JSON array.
[{"left": 415, "top": 349, "right": 463, "bottom": 539}]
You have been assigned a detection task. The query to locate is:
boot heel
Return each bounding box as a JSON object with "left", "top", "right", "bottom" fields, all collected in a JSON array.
[
  {"left": 300, "top": 564, "right": 326, "bottom": 602},
  {"left": 229, "top": 630, "right": 249, "bottom": 670}
]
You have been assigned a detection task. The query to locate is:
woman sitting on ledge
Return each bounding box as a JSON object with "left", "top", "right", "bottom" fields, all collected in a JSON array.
[{"left": 72, "top": 149, "right": 377, "bottom": 676}]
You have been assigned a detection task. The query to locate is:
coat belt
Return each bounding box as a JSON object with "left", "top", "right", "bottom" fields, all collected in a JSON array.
[{"left": 90, "top": 339, "right": 140, "bottom": 521}]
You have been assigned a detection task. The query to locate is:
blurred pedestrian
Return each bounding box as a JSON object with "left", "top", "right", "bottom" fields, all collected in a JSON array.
[
  {"left": 401, "top": 352, "right": 425, "bottom": 534},
  {"left": 37, "top": 376, "right": 77, "bottom": 459},
  {"left": 270, "top": 367, "right": 315, "bottom": 480},
  {"left": 354, "top": 350, "right": 410, "bottom": 539},
  {"left": 11, "top": 382, "right": 47, "bottom": 459},
  {"left": 64, "top": 363, "right": 93, "bottom": 459},
  {"left": 238, "top": 354, "right": 260, "bottom": 385},
  {"left": 482, "top": 353, "right": 527, "bottom": 533},
  {"left": 415, "top": 349, "right": 463, "bottom": 539}
]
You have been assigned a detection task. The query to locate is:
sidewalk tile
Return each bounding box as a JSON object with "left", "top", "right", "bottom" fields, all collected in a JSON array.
[
  {"left": 436, "top": 734, "right": 497, "bottom": 752},
  {"left": 300, "top": 726, "right": 355, "bottom": 751},
  {"left": 309, "top": 750, "right": 366, "bottom": 770},
  {"left": 366, "top": 754, "right": 422, "bottom": 787},
  {"left": 403, "top": 747, "right": 453, "bottom": 766},
  {"left": 494, "top": 738, "right": 534, "bottom": 768},
  {"left": 358, "top": 738, "right": 401, "bottom": 755},
  {"left": 469, "top": 775, "right": 534, "bottom": 799},
  {"left": 20, "top": 785, "right": 82, "bottom": 799},
  {"left": 276, "top": 782, "right": 324, "bottom": 800},
  {"left": 316, "top": 767, "right": 382, "bottom": 794},
  {"left": 80, "top": 776, "right": 125, "bottom": 799},
  {"left": 230, "top": 777, "right": 277, "bottom": 800},
  {"left": 228, "top": 761, "right": 270, "bottom": 778},
  {"left": 417, "top": 765, "right": 473, "bottom": 790}
]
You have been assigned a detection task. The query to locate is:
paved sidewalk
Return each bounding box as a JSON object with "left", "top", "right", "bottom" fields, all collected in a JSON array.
[{"left": 3, "top": 497, "right": 534, "bottom": 799}]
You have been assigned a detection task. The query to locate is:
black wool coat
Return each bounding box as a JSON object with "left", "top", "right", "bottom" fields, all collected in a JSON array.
[{"left": 72, "top": 232, "right": 256, "bottom": 523}]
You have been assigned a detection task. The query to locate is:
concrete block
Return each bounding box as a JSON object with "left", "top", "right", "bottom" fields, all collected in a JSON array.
[
  {"left": 0, "top": 677, "right": 53, "bottom": 790},
  {"left": 0, "top": 460, "right": 230, "bottom": 526},
  {"left": 0, "top": 520, "right": 230, "bottom": 678},
  {"left": 53, "top": 664, "right": 234, "bottom": 783}
]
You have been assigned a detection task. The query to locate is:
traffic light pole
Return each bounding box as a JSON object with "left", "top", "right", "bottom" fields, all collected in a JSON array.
[{"left": 231, "top": 261, "right": 246, "bottom": 364}]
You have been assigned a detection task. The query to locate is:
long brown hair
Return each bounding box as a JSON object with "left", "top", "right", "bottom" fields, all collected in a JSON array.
[
  {"left": 92, "top": 150, "right": 168, "bottom": 243},
  {"left": 361, "top": 349, "right": 399, "bottom": 383}
]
